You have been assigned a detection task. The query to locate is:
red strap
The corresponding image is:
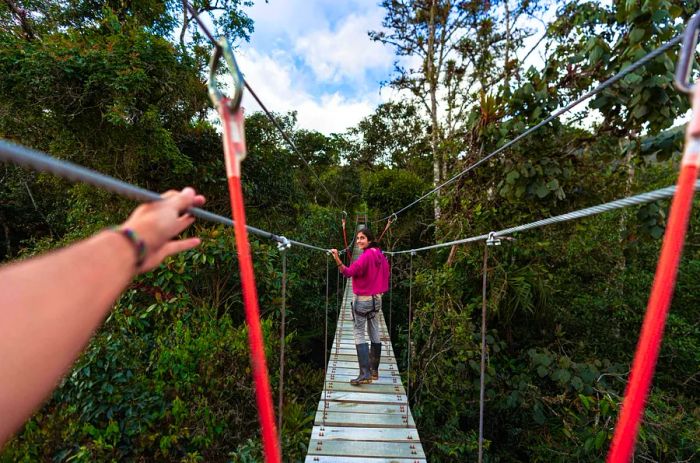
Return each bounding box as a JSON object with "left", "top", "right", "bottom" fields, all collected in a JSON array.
[
  {"left": 606, "top": 159, "right": 698, "bottom": 462},
  {"left": 377, "top": 217, "right": 392, "bottom": 242},
  {"left": 342, "top": 217, "right": 349, "bottom": 264},
  {"left": 219, "top": 100, "right": 280, "bottom": 463}
]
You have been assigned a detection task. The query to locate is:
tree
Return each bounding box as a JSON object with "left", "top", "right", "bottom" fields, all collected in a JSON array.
[
  {"left": 346, "top": 101, "right": 431, "bottom": 174},
  {"left": 371, "top": 0, "right": 543, "bottom": 221},
  {"left": 0, "top": 0, "right": 253, "bottom": 256}
]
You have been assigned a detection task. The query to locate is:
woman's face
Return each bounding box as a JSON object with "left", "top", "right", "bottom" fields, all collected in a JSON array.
[{"left": 356, "top": 232, "right": 370, "bottom": 250}]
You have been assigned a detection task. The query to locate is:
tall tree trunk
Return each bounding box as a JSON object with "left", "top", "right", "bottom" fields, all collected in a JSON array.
[
  {"left": 427, "top": 0, "right": 441, "bottom": 222},
  {"left": 4, "top": 0, "right": 36, "bottom": 40},
  {"left": 609, "top": 137, "right": 636, "bottom": 338},
  {"left": 504, "top": 0, "right": 511, "bottom": 86}
]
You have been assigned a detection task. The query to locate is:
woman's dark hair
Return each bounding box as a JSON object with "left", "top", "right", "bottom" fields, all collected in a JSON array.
[{"left": 357, "top": 227, "right": 381, "bottom": 249}]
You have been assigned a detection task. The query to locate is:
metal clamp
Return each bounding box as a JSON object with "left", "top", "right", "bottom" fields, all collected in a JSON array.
[
  {"left": 277, "top": 236, "right": 291, "bottom": 252},
  {"left": 486, "top": 232, "right": 501, "bottom": 246},
  {"left": 208, "top": 37, "right": 245, "bottom": 111},
  {"left": 487, "top": 232, "right": 515, "bottom": 246},
  {"left": 675, "top": 11, "right": 700, "bottom": 94}
]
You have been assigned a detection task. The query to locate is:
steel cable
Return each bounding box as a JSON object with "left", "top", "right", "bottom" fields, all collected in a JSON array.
[
  {"left": 0, "top": 139, "right": 332, "bottom": 253},
  {"left": 406, "top": 252, "right": 414, "bottom": 418},
  {"left": 389, "top": 181, "right": 700, "bottom": 254},
  {"left": 375, "top": 34, "right": 684, "bottom": 223},
  {"left": 277, "top": 252, "right": 287, "bottom": 442},
  {"left": 478, "top": 244, "right": 489, "bottom": 463},
  {"left": 244, "top": 82, "right": 342, "bottom": 210}
]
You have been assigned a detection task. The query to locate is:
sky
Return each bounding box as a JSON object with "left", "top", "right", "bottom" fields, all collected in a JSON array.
[
  {"left": 233, "top": 0, "right": 562, "bottom": 135},
  {"left": 236, "top": 0, "right": 399, "bottom": 134}
]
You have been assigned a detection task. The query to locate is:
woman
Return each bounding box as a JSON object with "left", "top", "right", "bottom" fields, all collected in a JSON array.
[{"left": 330, "top": 227, "right": 390, "bottom": 386}]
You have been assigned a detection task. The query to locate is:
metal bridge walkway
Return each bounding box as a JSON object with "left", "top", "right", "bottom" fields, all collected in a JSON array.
[{"left": 305, "top": 248, "right": 426, "bottom": 462}]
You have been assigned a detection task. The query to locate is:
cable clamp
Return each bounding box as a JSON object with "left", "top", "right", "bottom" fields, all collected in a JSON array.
[
  {"left": 488, "top": 232, "right": 515, "bottom": 246},
  {"left": 486, "top": 232, "right": 501, "bottom": 246},
  {"left": 277, "top": 236, "right": 291, "bottom": 252}
]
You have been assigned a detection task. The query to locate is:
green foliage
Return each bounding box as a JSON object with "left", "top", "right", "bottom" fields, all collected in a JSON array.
[
  {"left": 361, "top": 168, "right": 429, "bottom": 217},
  {"left": 346, "top": 101, "right": 431, "bottom": 173},
  {"left": 2, "top": 0, "right": 700, "bottom": 461}
]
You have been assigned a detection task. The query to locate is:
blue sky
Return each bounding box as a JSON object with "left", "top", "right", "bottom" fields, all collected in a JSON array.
[
  {"left": 237, "top": 0, "right": 400, "bottom": 134},
  {"left": 233, "top": 0, "right": 568, "bottom": 135}
]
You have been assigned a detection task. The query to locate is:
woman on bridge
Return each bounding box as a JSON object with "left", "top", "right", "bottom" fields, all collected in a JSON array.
[{"left": 330, "top": 227, "right": 390, "bottom": 386}]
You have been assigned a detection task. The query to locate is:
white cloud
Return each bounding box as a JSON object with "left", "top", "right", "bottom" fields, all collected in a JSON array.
[
  {"left": 293, "top": 11, "right": 393, "bottom": 83},
  {"left": 237, "top": 48, "right": 383, "bottom": 134},
  {"left": 213, "top": 1, "right": 409, "bottom": 134}
]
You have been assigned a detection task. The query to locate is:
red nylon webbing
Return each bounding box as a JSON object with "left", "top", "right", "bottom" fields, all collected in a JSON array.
[
  {"left": 342, "top": 217, "right": 349, "bottom": 264},
  {"left": 219, "top": 99, "right": 280, "bottom": 463},
  {"left": 377, "top": 218, "right": 392, "bottom": 243},
  {"left": 606, "top": 148, "right": 698, "bottom": 462}
]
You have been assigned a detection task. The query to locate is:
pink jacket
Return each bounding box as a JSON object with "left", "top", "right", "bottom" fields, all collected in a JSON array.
[{"left": 341, "top": 247, "right": 390, "bottom": 296}]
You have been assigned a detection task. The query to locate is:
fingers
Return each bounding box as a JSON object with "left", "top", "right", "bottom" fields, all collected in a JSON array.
[
  {"left": 139, "top": 238, "right": 202, "bottom": 274},
  {"left": 162, "top": 238, "right": 202, "bottom": 258},
  {"left": 160, "top": 189, "right": 180, "bottom": 200},
  {"left": 163, "top": 187, "right": 198, "bottom": 214},
  {"left": 172, "top": 214, "right": 196, "bottom": 236}
]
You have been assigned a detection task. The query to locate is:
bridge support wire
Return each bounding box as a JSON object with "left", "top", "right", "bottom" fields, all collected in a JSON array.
[
  {"left": 478, "top": 243, "right": 489, "bottom": 463},
  {"left": 406, "top": 252, "right": 414, "bottom": 416},
  {"left": 278, "top": 252, "right": 287, "bottom": 442},
  {"left": 323, "top": 254, "right": 330, "bottom": 426},
  {"left": 388, "top": 253, "right": 394, "bottom": 340}
]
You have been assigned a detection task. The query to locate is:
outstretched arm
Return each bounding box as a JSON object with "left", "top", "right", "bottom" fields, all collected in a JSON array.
[
  {"left": 330, "top": 248, "right": 368, "bottom": 278},
  {"left": 0, "top": 187, "right": 205, "bottom": 446}
]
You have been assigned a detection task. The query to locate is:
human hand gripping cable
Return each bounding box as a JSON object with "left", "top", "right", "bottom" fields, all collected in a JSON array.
[
  {"left": 329, "top": 248, "right": 343, "bottom": 268},
  {"left": 0, "top": 187, "right": 205, "bottom": 446},
  {"left": 119, "top": 187, "right": 205, "bottom": 273}
]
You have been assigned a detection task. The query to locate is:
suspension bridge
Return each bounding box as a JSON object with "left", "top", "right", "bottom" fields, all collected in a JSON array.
[
  {"left": 1, "top": 6, "right": 700, "bottom": 463},
  {"left": 305, "top": 244, "right": 425, "bottom": 462}
]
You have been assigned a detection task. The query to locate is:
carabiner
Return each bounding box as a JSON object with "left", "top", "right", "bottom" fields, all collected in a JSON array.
[
  {"left": 675, "top": 11, "right": 700, "bottom": 94},
  {"left": 208, "top": 38, "right": 245, "bottom": 112}
]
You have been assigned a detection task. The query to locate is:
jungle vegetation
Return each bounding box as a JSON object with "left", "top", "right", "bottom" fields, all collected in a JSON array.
[{"left": 0, "top": 0, "right": 698, "bottom": 461}]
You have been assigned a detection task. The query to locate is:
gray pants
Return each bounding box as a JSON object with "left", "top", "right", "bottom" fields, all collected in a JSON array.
[{"left": 352, "top": 295, "right": 381, "bottom": 345}]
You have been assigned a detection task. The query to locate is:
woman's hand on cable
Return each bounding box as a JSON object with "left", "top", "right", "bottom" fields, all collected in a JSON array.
[
  {"left": 329, "top": 248, "right": 343, "bottom": 266},
  {"left": 120, "top": 187, "right": 205, "bottom": 273}
]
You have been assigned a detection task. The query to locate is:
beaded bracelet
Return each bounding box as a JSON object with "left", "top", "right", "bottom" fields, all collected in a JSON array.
[{"left": 111, "top": 227, "right": 147, "bottom": 268}]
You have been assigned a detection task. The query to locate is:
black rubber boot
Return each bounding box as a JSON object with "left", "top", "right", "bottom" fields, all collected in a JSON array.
[
  {"left": 370, "top": 342, "right": 382, "bottom": 380},
  {"left": 350, "top": 343, "right": 372, "bottom": 386}
]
